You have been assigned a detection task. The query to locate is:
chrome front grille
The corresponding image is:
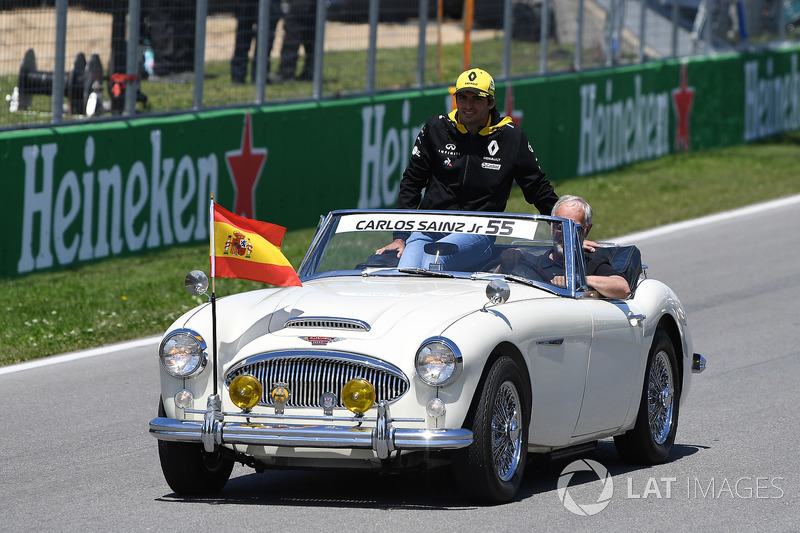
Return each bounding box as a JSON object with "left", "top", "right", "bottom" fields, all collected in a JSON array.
[
  {"left": 284, "top": 317, "right": 370, "bottom": 331},
  {"left": 226, "top": 352, "right": 408, "bottom": 408}
]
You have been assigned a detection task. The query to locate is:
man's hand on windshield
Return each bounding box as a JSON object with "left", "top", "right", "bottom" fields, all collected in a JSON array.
[
  {"left": 376, "top": 238, "right": 406, "bottom": 258},
  {"left": 583, "top": 239, "right": 599, "bottom": 252}
]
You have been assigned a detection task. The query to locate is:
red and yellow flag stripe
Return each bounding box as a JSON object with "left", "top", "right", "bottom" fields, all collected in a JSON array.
[{"left": 210, "top": 202, "right": 301, "bottom": 286}]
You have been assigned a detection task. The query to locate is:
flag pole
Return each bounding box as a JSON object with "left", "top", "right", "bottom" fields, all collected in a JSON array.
[{"left": 209, "top": 194, "right": 219, "bottom": 396}]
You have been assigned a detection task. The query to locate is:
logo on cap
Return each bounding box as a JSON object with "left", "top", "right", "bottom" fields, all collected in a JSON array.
[{"left": 456, "top": 68, "right": 494, "bottom": 98}]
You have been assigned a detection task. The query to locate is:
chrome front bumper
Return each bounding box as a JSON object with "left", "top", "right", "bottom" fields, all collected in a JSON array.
[
  {"left": 692, "top": 352, "right": 707, "bottom": 373},
  {"left": 149, "top": 396, "right": 473, "bottom": 460}
]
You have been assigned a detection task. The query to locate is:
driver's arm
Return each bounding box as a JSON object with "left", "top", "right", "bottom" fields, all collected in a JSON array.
[{"left": 585, "top": 274, "right": 631, "bottom": 299}]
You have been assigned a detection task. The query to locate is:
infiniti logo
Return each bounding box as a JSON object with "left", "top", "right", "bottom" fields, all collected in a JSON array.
[{"left": 445, "top": 143, "right": 456, "bottom": 150}]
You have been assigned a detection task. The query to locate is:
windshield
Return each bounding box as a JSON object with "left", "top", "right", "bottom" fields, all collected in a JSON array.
[{"left": 299, "top": 211, "right": 577, "bottom": 291}]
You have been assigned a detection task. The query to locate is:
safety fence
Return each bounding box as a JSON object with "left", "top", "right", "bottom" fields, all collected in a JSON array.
[{"left": 1, "top": 0, "right": 797, "bottom": 130}]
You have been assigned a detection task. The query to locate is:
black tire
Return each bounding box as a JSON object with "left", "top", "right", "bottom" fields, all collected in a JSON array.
[
  {"left": 454, "top": 356, "right": 529, "bottom": 504},
  {"left": 614, "top": 330, "right": 680, "bottom": 464},
  {"left": 157, "top": 399, "right": 234, "bottom": 495}
]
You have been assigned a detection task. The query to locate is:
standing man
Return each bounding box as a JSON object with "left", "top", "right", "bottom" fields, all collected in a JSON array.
[
  {"left": 378, "top": 67, "right": 558, "bottom": 269},
  {"left": 276, "top": 0, "right": 318, "bottom": 81},
  {"left": 231, "top": 0, "right": 283, "bottom": 84},
  {"left": 145, "top": 0, "right": 196, "bottom": 77}
]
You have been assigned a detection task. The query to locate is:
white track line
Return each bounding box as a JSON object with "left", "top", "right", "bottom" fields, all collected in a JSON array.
[
  {"left": 613, "top": 193, "right": 800, "bottom": 244},
  {"left": 0, "top": 335, "right": 161, "bottom": 376}
]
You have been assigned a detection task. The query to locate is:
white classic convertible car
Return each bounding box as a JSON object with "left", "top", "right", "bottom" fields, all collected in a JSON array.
[{"left": 150, "top": 209, "right": 706, "bottom": 503}]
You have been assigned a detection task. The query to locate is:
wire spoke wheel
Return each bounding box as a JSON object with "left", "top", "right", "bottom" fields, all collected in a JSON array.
[
  {"left": 647, "top": 350, "right": 674, "bottom": 445},
  {"left": 614, "top": 329, "right": 680, "bottom": 465},
  {"left": 490, "top": 381, "right": 523, "bottom": 482},
  {"left": 454, "top": 356, "right": 529, "bottom": 503}
]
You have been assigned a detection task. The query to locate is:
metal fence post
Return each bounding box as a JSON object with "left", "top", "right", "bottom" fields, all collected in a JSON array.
[
  {"left": 638, "top": 0, "right": 646, "bottom": 63},
  {"left": 502, "top": 0, "right": 512, "bottom": 80},
  {"left": 575, "top": 0, "right": 584, "bottom": 71},
  {"left": 416, "top": 0, "right": 429, "bottom": 88},
  {"left": 52, "top": 0, "right": 68, "bottom": 123},
  {"left": 125, "top": 0, "right": 141, "bottom": 115},
  {"left": 672, "top": 0, "right": 679, "bottom": 57},
  {"left": 366, "top": 0, "right": 379, "bottom": 94},
  {"left": 540, "top": 0, "right": 550, "bottom": 74},
  {"left": 193, "top": 0, "right": 208, "bottom": 110},
  {"left": 254, "top": 0, "right": 271, "bottom": 104},
  {"left": 605, "top": 0, "right": 615, "bottom": 66},
  {"left": 312, "top": 0, "right": 327, "bottom": 99}
]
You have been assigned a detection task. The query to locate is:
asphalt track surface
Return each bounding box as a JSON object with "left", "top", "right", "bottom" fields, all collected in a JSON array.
[{"left": 2, "top": 195, "right": 799, "bottom": 532}]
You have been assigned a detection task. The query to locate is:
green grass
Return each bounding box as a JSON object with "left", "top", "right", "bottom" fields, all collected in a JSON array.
[
  {"left": 3, "top": 132, "right": 799, "bottom": 367},
  {"left": 521, "top": 132, "right": 800, "bottom": 239}
]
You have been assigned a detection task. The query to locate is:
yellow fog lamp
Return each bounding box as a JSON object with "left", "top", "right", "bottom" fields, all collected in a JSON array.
[
  {"left": 341, "top": 378, "right": 375, "bottom": 415},
  {"left": 229, "top": 374, "right": 263, "bottom": 410}
]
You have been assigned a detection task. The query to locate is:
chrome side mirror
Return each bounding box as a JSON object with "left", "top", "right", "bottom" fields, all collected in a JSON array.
[
  {"left": 485, "top": 279, "right": 510, "bottom": 306},
  {"left": 185, "top": 270, "right": 210, "bottom": 299}
]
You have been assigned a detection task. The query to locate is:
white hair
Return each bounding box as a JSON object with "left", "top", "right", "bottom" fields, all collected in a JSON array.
[{"left": 552, "top": 195, "right": 593, "bottom": 225}]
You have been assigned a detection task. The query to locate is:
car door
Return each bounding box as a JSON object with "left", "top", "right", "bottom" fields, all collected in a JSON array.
[
  {"left": 571, "top": 298, "right": 646, "bottom": 438},
  {"left": 525, "top": 297, "right": 593, "bottom": 447}
]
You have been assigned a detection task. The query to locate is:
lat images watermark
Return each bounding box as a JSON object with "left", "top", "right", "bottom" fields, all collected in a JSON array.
[
  {"left": 557, "top": 460, "right": 785, "bottom": 515},
  {"left": 557, "top": 459, "right": 614, "bottom": 516}
]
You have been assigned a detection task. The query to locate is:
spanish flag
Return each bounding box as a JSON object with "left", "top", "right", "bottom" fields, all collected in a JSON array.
[{"left": 210, "top": 201, "right": 302, "bottom": 287}]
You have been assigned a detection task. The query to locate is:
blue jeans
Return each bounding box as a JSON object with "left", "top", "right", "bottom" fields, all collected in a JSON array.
[{"left": 398, "top": 232, "right": 493, "bottom": 271}]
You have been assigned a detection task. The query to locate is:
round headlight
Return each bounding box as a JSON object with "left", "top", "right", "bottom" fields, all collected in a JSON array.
[
  {"left": 229, "top": 374, "right": 263, "bottom": 410},
  {"left": 415, "top": 337, "right": 462, "bottom": 386},
  {"left": 159, "top": 329, "right": 207, "bottom": 378},
  {"left": 342, "top": 378, "right": 375, "bottom": 414}
]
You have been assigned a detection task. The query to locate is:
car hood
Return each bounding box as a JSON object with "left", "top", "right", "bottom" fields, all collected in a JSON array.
[
  {"left": 201, "top": 275, "right": 519, "bottom": 345},
  {"left": 269, "top": 276, "right": 492, "bottom": 336}
]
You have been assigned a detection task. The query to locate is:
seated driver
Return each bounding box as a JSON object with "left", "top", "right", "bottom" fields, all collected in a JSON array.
[{"left": 498, "top": 195, "right": 631, "bottom": 299}]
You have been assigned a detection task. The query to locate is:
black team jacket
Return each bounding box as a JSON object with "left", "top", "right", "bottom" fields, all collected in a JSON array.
[{"left": 396, "top": 106, "right": 558, "bottom": 216}]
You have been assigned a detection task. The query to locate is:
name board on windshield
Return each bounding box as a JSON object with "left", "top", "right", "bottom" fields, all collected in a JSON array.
[{"left": 336, "top": 213, "right": 541, "bottom": 239}]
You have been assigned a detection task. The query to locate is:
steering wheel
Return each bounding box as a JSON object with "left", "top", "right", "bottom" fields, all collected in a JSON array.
[{"left": 481, "top": 256, "right": 548, "bottom": 283}]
